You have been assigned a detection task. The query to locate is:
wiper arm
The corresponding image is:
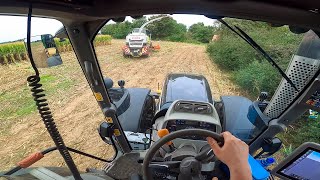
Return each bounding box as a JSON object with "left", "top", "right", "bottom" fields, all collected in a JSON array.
[{"left": 218, "top": 19, "right": 298, "bottom": 92}]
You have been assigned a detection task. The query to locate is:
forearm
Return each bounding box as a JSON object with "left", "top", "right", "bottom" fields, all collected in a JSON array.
[{"left": 229, "top": 164, "right": 252, "bottom": 180}]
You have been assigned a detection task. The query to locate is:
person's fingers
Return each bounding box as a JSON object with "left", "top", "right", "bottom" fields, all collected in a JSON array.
[
  {"left": 221, "top": 131, "right": 233, "bottom": 142},
  {"left": 212, "top": 177, "right": 218, "bottom": 180},
  {"left": 207, "top": 137, "right": 221, "bottom": 155}
]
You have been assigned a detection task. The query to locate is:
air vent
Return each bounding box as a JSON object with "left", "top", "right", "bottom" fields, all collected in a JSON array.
[
  {"left": 264, "top": 55, "right": 320, "bottom": 118},
  {"left": 175, "top": 102, "right": 193, "bottom": 112},
  {"left": 194, "top": 104, "right": 211, "bottom": 114},
  {"left": 174, "top": 101, "right": 212, "bottom": 114}
]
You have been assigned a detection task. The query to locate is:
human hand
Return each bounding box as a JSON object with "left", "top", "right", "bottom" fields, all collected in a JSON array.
[{"left": 207, "top": 131, "right": 252, "bottom": 180}]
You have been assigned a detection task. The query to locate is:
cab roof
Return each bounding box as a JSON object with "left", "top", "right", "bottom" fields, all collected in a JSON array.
[{"left": 0, "top": 0, "right": 319, "bottom": 30}]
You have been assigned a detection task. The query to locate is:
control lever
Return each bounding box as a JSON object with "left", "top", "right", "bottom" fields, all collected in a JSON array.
[
  {"left": 98, "top": 122, "right": 114, "bottom": 145},
  {"left": 258, "top": 92, "right": 268, "bottom": 102},
  {"left": 254, "top": 137, "right": 282, "bottom": 158},
  {"left": 158, "top": 129, "right": 175, "bottom": 152},
  {"left": 118, "top": 80, "right": 125, "bottom": 89},
  {"left": 257, "top": 92, "right": 269, "bottom": 111}
]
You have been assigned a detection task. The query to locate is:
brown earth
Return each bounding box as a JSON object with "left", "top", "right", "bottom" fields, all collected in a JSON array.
[
  {"left": 0, "top": 39, "right": 245, "bottom": 172},
  {"left": 31, "top": 42, "right": 49, "bottom": 68}
]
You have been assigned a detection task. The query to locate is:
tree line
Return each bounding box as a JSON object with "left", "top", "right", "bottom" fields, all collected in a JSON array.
[{"left": 101, "top": 15, "right": 216, "bottom": 43}]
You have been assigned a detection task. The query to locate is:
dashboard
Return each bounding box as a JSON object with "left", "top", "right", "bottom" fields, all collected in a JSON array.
[{"left": 166, "top": 119, "right": 216, "bottom": 140}]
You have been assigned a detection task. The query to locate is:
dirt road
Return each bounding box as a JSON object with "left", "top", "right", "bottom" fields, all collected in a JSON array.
[{"left": 0, "top": 39, "right": 244, "bottom": 172}]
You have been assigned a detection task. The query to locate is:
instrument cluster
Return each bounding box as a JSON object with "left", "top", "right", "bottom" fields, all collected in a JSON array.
[{"left": 166, "top": 119, "right": 216, "bottom": 140}]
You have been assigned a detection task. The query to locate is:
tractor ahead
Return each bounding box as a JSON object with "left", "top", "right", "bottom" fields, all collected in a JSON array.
[{"left": 122, "top": 17, "right": 164, "bottom": 58}]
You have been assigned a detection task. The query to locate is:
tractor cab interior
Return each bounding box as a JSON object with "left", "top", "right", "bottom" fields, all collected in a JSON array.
[{"left": 0, "top": 0, "right": 320, "bottom": 180}]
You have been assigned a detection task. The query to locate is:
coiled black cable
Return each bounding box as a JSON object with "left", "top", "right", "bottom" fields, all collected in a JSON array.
[{"left": 26, "top": 4, "right": 82, "bottom": 180}]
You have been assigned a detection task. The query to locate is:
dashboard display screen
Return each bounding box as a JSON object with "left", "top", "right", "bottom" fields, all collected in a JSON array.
[
  {"left": 279, "top": 149, "right": 320, "bottom": 180},
  {"left": 166, "top": 120, "right": 216, "bottom": 140}
]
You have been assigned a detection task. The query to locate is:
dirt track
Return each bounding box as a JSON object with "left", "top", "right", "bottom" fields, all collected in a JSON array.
[{"left": 0, "top": 39, "right": 244, "bottom": 172}]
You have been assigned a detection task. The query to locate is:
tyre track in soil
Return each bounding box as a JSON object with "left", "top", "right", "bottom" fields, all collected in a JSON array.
[{"left": 0, "top": 40, "right": 244, "bottom": 171}]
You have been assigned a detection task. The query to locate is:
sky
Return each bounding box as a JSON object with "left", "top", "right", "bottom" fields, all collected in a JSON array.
[{"left": 0, "top": 14, "right": 216, "bottom": 43}]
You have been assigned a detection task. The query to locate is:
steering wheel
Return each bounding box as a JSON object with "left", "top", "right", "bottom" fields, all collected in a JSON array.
[{"left": 142, "top": 129, "right": 224, "bottom": 180}]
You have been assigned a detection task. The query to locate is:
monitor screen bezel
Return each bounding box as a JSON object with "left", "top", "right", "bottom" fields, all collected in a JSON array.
[
  {"left": 272, "top": 142, "right": 320, "bottom": 180},
  {"left": 277, "top": 147, "right": 320, "bottom": 179}
]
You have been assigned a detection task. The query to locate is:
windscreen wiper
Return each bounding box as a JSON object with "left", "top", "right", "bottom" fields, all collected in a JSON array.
[{"left": 218, "top": 19, "right": 299, "bottom": 92}]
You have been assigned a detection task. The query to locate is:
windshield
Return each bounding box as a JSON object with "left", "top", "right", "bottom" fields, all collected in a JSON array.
[
  {"left": 162, "top": 74, "right": 213, "bottom": 104},
  {"left": 132, "top": 28, "right": 146, "bottom": 34},
  {"left": 1, "top": 14, "right": 320, "bottom": 172},
  {"left": 96, "top": 14, "right": 320, "bottom": 148}
]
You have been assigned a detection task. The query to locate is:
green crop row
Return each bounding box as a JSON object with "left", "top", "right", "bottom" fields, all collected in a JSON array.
[
  {"left": 0, "top": 42, "right": 28, "bottom": 64},
  {"left": 94, "top": 34, "right": 112, "bottom": 45},
  {"left": 0, "top": 35, "right": 112, "bottom": 65},
  {"left": 0, "top": 42, "right": 26, "bottom": 56},
  {"left": 54, "top": 35, "right": 112, "bottom": 53}
]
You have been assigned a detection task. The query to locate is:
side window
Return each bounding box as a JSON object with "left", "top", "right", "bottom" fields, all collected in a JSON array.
[{"left": 0, "top": 16, "right": 112, "bottom": 171}]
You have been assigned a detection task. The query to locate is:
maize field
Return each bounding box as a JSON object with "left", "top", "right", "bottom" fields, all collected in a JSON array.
[
  {"left": 54, "top": 35, "right": 112, "bottom": 53},
  {"left": 0, "top": 35, "right": 112, "bottom": 65},
  {"left": 0, "top": 42, "right": 28, "bottom": 64}
]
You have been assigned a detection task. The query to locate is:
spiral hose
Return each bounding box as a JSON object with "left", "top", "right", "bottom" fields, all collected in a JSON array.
[
  {"left": 26, "top": 75, "right": 82, "bottom": 179},
  {"left": 26, "top": 4, "right": 82, "bottom": 180}
]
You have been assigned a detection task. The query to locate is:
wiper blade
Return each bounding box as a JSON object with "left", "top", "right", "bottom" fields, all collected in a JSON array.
[{"left": 218, "top": 19, "right": 298, "bottom": 92}]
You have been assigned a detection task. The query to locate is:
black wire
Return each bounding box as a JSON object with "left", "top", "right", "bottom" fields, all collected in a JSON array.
[
  {"left": 66, "top": 147, "right": 110, "bottom": 162},
  {"left": 26, "top": 4, "right": 82, "bottom": 180},
  {"left": 3, "top": 145, "right": 111, "bottom": 176},
  {"left": 26, "top": 5, "right": 38, "bottom": 76},
  {"left": 41, "top": 147, "right": 58, "bottom": 154}
]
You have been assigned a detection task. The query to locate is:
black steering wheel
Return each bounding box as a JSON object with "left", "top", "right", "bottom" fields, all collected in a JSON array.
[{"left": 142, "top": 129, "right": 224, "bottom": 180}]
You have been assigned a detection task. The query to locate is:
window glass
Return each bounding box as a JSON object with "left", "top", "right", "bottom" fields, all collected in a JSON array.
[
  {"left": 0, "top": 16, "right": 114, "bottom": 172},
  {"left": 93, "top": 14, "right": 309, "bottom": 146}
]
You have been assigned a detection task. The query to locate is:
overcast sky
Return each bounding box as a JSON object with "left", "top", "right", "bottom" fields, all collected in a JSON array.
[{"left": 0, "top": 14, "right": 215, "bottom": 43}]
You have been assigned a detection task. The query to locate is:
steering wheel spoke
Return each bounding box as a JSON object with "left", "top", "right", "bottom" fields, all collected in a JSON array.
[
  {"left": 195, "top": 144, "right": 215, "bottom": 162},
  {"left": 149, "top": 161, "right": 181, "bottom": 178},
  {"left": 150, "top": 161, "right": 181, "bottom": 169}
]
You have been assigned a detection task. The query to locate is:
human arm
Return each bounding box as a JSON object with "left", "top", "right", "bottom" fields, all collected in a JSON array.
[{"left": 207, "top": 131, "right": 252, "bottom": 180}]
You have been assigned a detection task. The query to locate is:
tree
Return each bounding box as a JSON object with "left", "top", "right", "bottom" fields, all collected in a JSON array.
[
  {"left": 100, "top": 17, "right": 149, "bottom": 39},
  {"left": 188, "top": 23, "right": 214, "bottom": 43},
  {"left": 131, "top": 16, "right": 148, "bottom": 28},
  {"left": 147, "top": 15, "right": 187, "bottom": 40},
  {"left": 114, "top": 21, "right": 132, "bottom": 39},
  {"left": 101, "top": 21, "right": 132, "bottom": 39},
  {"left": 101, "top": 23, "right": 117, "bottom": 36}
]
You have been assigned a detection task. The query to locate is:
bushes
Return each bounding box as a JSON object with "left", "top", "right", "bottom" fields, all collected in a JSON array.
[
  {"left": 189, "top": 23, "right": 215, "bottom": 43},
  {"left": 101, "top": 22, "right": 132, "bottom": 39},
  {"left": 206, "top": 18, "right": 303, "bottom": 96},
  {"left": 234, "top": 61, "right": 281, "bottom": 95},
  {"left": 279, "top": 117, "right": 320, "bottom": 149},
  {"left": 207, "top": 36, "right": 256, "bottom": 70}
]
